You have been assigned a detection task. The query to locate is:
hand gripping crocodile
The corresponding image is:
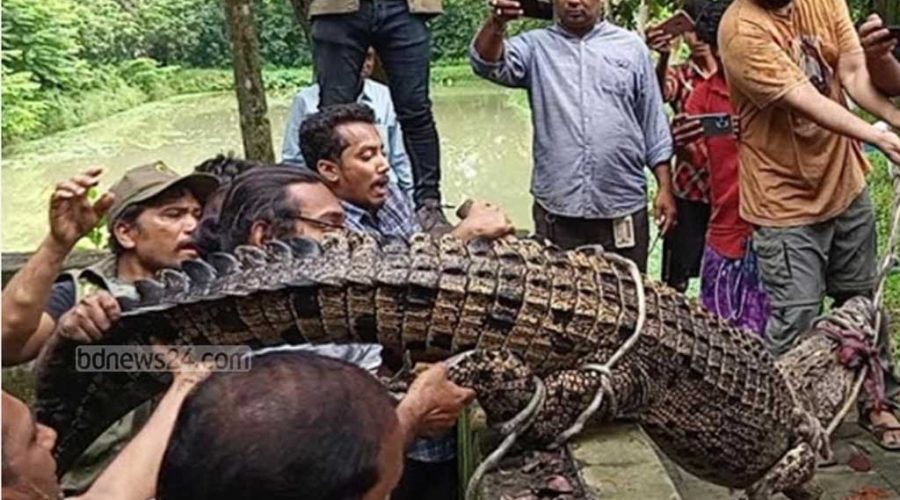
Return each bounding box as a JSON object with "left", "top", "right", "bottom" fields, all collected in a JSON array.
[{"left": 35, "top": 232, "right": 881, "bottom": 499}]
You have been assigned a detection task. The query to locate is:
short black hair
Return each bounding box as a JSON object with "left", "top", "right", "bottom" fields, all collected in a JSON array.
[
  {"left": 192, "top": 156, "right": 263, "bottom": 256},
  {"left": 108, "top": 186, "right": 193, "bottom": 255},
  {"left": 212, "top": 166, "right": 324, "bottom": 253},
  {"left": 192, "top": 154, "right": 263, "bottom": 184},
  {"left": 298, "top": 103, "right": 376, "bottom": 170},
  {"left": 694, "top": 0, "right": 733, "bottom": 47},
  {"left": 683, "top": 0, "right": 709, "bottom": 22},
  {"left": 157, "top": 353, "right": 398, "bottom": 500}
]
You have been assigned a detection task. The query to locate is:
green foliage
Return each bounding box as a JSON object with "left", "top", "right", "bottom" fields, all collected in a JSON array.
[
  {"left": 76, "top": 187, "right": 109, "bottom": 251},
  {"left": 1, "top": 0, "right": 87, "bottom": 89},
  {"left": 4, "top": 0, "right": 878, "bottom": 147},
  {"left": 866, "top": 152, "right": 900, "bottom": 361}
]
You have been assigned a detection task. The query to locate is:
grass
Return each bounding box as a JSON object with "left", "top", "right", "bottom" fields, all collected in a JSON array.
[{"left": 865, "top": 151, "right": 900, "bottom": 363}]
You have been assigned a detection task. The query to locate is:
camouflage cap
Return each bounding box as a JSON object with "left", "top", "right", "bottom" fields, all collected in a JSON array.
[{"left": 106, "top": 161, "right": 219, "bottom": 230}]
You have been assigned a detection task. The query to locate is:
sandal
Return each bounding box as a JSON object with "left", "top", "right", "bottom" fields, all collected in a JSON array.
[{"left": 859, "top": 417, "right": 900, "bottom": 451}]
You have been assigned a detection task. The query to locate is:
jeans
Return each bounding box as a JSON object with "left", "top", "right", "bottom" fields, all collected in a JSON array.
[{"left": 312, "top": 0, "right": 441, "bottom": 206}]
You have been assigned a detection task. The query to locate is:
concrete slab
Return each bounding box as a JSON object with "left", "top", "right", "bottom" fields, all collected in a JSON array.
[
  {"left": 657, "top": 415, "right": 900, "bottom": 500},
  {"left": 570, "top": 423, "right": 681, "bottom": 499}
]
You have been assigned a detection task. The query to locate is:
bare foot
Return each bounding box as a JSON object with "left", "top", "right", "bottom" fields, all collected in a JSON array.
[{"left": 868, "top": 409, "right": 900, "bottom": 449}]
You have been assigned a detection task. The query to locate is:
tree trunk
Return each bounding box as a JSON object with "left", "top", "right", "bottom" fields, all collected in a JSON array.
[
  {"left": 288, "top": 0, "right": 313, "bottom": 47},
  {"left": 224, "top": 0, "right": 275, "bottom": 163}
]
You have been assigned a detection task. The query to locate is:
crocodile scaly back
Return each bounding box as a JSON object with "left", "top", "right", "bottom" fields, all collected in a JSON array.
[{"left": 33, "top": 232, "right": 815, "bottom": 489}]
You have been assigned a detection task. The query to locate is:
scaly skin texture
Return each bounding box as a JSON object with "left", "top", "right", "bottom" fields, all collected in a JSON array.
[{"left": 34, "top": 233, "right": 872, "bottom": 498}]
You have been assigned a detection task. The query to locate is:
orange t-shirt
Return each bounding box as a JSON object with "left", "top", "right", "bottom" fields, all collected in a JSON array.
[{"left": 719, "top": 0, "right": 871, "bottom": 227}]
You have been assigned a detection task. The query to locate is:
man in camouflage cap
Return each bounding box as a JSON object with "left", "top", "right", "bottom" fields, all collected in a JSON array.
[{"left": 1, "top": 161, "right": 217, "bottom": 493}]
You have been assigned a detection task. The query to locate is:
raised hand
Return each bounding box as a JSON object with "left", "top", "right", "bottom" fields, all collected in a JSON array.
[
  {"left": 859, "top": 14, "right": 897, "bottom": 61},
  {"left": 489, "top": 0, "right": 523, "bottom": 25},
  {"left": 671, "top": 114, "right": 704, "bottom": 152},
  {"left": 49, "top": 167, "right": 115, "bottom": 249},
  {"left": 646, "top": 26, "right": 677, "bottom": 54}
]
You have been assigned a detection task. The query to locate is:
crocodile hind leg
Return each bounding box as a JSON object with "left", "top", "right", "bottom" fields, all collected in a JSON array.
[{"left": 744, "top": 443, "right": 821, "bottom": 500}]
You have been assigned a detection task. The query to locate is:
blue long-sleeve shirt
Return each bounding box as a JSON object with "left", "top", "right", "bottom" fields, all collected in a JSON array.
[
  {"left": 281, "top": 79, "right": 415, "bottom": 194},
  {"left": 470, "top": 22, "right": 674, "bottom": 219}
]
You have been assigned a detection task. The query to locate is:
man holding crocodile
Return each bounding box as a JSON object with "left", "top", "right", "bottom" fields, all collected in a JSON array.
[
  {"left": 2, "top": 163, "right": 220, "bottom": 493},
  {"left": 207, "top": 104, "right": 514, "bottom": 499}
]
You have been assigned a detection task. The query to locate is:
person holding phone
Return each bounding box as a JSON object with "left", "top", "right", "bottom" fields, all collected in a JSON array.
[
  {"left": 469, "top": 0, "right": 676, "bottom": 272},
  {"left": 859, "top": 13, "right": 900, "bottom": 96},
  {"left": 720, "top": 0, "right": 900, "bottom": 449},
  {"left": 646, "top": 0, "right": 716, "bottom": 292},
  {"left": 674, "top": 0, "right": 770, "bottom": 336}
]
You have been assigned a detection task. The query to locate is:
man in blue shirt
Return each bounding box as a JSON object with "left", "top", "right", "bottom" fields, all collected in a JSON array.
[
  {"left": 282, "top": 48, "right": 415, "bottom": 194},
  {"left": 297, "top": 103, "right": 515, "bottom": 499},
  {"left": 469, "top": 0, "right": 677, "bottom": 272},
  {"left": 300, "top": 103, "right": 515, "bottom": 244}
]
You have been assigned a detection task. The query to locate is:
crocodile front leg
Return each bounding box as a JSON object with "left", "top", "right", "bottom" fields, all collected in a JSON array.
[
  {"left": 524, "top": 362, "right": 647, "bottom": 444},
  {"left": 449, "top": 350, "right": 538, "bottom": 425}
]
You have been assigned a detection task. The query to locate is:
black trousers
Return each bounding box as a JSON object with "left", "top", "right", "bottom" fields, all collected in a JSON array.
[
  {"left": 661, "top": 197, "right": 710, "bottom": 291},
  {"left": 311, "top": 0, "right": 441, "bottom": 206},
  {"left": 391, "top": 457, "right": 457, "bottom": 500},
  {"left": 533, "top": 202, "right": 650, "bottom": 273}
]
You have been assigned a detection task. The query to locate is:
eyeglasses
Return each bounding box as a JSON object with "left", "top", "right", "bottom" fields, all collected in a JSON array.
[{"left": 287, "top": 213, "right": 345, "bottom": 231}]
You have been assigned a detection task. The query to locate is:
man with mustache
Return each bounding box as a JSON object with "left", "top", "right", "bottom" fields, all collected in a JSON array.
[
  {"left": 300, "top": 103, "right": 515, "bottom": 244},
  {"left": 1, "top": 163, "right": 218, "bottom": 491},
  {"left": 719, "top": 0, "right": 900, "bottom": 448},
  {"left": 282, "top": 47, "right": 414, "bottom": 195},
  {"left": 469, "top": 0, "right": 677, "bottom": 273},
  {"left": 293, "top": 103, "right": 512, "bottom": 499}
]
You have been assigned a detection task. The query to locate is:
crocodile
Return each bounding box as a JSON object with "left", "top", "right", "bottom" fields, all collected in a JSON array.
[{"left": 34, "top": 232, "right": 877, "bottom": 499}]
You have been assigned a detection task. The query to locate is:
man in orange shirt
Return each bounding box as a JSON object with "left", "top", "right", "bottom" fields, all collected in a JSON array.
[{"left": 720, "top": 0, "right": 900, "bottom": 449}]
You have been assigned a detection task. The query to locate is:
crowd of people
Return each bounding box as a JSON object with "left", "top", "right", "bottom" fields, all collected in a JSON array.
[{"left": 3, "top": 0, "right": 900, "bottom": 497}]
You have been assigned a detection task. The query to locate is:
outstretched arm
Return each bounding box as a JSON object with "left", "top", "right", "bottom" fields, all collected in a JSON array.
[
  {"left": 2, "top": 168, "right": 113, "bottom": 366},
  {"left": 839, "top": 50, "right": 900, "bottom": 128},
  {"left": 77, "top": 366, "right": 211, "bottom": 500},
  {"left": 779, "top": 81, "right": 900, "bottom": 164}
]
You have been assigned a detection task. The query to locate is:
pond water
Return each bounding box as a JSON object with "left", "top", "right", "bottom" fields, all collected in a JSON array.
[
  {"left": 1, "top": 84, "right": 535, "bottom": 251},
  {"left": 1, "top": 83, "right": 663, "bottom": 276}
]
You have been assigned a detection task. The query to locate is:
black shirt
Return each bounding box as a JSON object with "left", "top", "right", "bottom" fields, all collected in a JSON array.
[{"left": 46, "top": 280, "right": 77, "bottom": 321}]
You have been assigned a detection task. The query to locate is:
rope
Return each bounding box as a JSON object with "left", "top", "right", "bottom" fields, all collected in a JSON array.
[
  {"left": 551, "top": 251, "right": 647, "bottom": 446},
  {"left": 463, "top": 247, "right": 648, "bottom": 497},
  {"left": 465, "top": 377, "right": 546, "bottom": 500},
  {"left": 825, "top": 161, "right": 900, "bottom": 436}
]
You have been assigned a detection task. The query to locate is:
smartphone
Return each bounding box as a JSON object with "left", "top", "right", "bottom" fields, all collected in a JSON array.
[
  {"left": 657, "top": 10, "right": 695, "bottom": 37},
  {"left": 888, "top": 26, "right": 900, "bottom": 39},
  {"left": 697, "top": 113, "right": 734, "bottom": 137},
  {"left": 520, "top": 0, "right": 553, "bottom": 20}
]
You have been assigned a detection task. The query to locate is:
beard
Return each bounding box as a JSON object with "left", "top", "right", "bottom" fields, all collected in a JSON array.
[{"left": 758, "top": 0, "right": 793, "bottom": 9}]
